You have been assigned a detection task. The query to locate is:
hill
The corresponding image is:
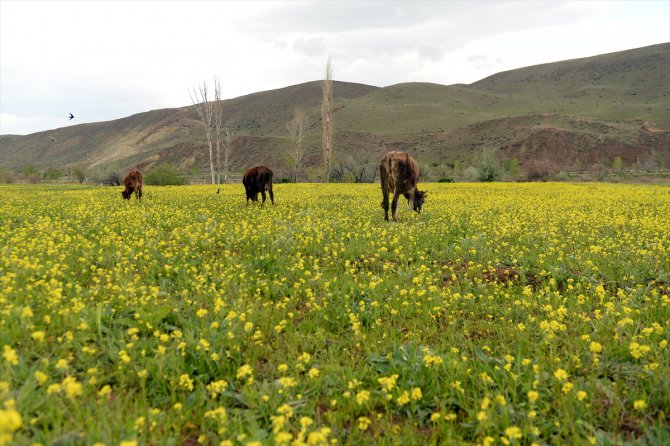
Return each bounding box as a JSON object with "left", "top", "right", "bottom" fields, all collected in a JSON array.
[{"left": 0, "top": 43, "right": 668, "bottom": 181}]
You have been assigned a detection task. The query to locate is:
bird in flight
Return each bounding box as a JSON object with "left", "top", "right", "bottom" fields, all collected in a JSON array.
[{"left": 68, "top": 113, "right": 74, "bottom": 120}]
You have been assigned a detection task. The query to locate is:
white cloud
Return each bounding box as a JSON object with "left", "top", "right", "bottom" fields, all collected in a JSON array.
[
  {"left": 0, "top": 113, "right": 75, "bottom": 136},
  {"left": 1, "top": 0, "right": 668, "bottom": 135},
  {"left": 293, "top": 35, "right": 327, "bottom": 57}
]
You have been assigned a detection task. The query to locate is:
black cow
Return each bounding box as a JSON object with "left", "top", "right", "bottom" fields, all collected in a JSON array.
[{"left": 242, "top": 166, "right": 274, "bottom": 206}]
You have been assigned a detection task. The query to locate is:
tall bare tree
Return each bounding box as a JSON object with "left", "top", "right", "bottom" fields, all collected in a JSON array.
[
  {"left": 213, "top": 76, "right": 224, "bottom": 184},
  {"left": 222, "top": 122, "right": 236, "bottom": 183},
  {"left": 286, "top": 106, "right": 309, "bottom": 181},
  {"left": 321, "top": 56, "right": 334, "bottom": 182},
  {"left": 190, "top": 81, "right": 216, "bottom": 184}
]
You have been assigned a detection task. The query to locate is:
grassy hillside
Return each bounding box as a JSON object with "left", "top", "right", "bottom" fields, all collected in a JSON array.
[
  {"left": 470, "top": 42, "right": 670, "bottom": 127},
  {"left": 1, "top": 44, "right": 668, "bottom": 180}
]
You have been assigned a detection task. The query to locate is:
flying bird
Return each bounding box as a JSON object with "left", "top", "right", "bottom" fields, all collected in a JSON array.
[{"left": 68, "top": 113, "right": 74, "bottom": 120}]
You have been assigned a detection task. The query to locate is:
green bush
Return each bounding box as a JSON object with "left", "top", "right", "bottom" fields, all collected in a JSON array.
[
  {"left": 0, "top": 167, "right": 15, "bottom": 183},
  {"left": 144, "top": 165, "right": 187, "bottom": 185},
  {"left": 43, "top": 167, "right": 63, "bottom": 181},
  {"left": 72, "top": 166, "right": 87, "bottom": 184},
  {"left": 477, "top": 150, "right": 503, "bottom": 182}
]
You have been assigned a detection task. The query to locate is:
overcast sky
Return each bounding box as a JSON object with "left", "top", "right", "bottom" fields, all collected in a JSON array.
[{"left": 1, "top": 0, "right": 668, "bottom": 135}]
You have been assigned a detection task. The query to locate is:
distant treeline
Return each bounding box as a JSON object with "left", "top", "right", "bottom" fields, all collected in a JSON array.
[{"left": 1, "top": 154, "right": 668, "bottom": 186}]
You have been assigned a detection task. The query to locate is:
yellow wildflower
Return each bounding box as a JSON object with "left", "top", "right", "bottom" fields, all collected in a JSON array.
[
  {"left": 356, "top": 390, "right": 370, "bottom": 406},
  {"left": 553, "top": 369, "right": 569, "bottom": 381},
  {"left": 357, "top": 416, "right": 371, "bottom": 431},
  {"left": 2, "top": 346, "right": 18, "bottom": 366}
]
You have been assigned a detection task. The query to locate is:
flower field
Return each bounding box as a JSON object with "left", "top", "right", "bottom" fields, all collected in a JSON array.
[{"left": 1, "top": 182, "right": 668, "bottom": 446}]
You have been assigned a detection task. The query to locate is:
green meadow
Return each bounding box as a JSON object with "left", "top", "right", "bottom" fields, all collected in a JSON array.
[{"left": 1, "top": 183, "right": 668, "bottom": 445}]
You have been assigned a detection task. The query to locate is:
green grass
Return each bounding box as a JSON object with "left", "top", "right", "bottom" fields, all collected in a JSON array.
[{"left": 1, "top": 183, "right": 668, "bottom": 445}]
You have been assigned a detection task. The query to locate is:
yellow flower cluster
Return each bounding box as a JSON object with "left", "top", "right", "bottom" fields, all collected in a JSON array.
[{"left": 0, "top": 182, "right": 667, "bottom": 444}]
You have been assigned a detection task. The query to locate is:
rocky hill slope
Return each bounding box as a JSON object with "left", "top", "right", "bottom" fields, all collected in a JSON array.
[{"left": 1, "top": 43, "right": 668, "bottom": 181}]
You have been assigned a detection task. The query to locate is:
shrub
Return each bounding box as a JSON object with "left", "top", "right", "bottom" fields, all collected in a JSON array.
[
  {"left": 524, "top": 160, "right": 559, "bottom": 182},
  {"left": 72, "top": 166, "right": 87, "bottom": 184},
  {"left": 503, "top": 158, "right": 521, "bottom": 178},
  {"left": 144, "top": 165, "right": 187, "bottom": 185},
  {"left": 477, "top": 150, "right": 503, "bottom": 182},
  {"left": 0, "top": 167, "right": 15, "bottom": 183},
  {"left": 437, "top": 176, "right": 453, "bottom": 183},
  {"left": 42, "top": 167, "right": 63, "bottom": 181},
  {"left": 22, "top": 166, "right": 41, "bottom": 183},
  {"left": 462, "top": 166, "right": 480, "bottom": 182},
  {"left": 97, "top": 171, "right": 122, "bottom": 186}
]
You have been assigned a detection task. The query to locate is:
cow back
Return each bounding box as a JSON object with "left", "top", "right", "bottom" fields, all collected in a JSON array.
[
  {"left": 380, "top": 151, "right": 419, "bottom": 194},
  {"left": 243, "top": 166, "right": 273, "bottom": 191},
  {"left": 124, "top": 169, "right": 142, "bottom": 188}
]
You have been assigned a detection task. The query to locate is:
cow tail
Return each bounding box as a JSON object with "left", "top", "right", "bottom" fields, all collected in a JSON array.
[{"left": 387, "top": 153, "right": 394, "bottom": 179}]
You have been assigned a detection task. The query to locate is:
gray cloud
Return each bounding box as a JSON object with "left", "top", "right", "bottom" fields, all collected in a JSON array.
[{"left": 244, "top": 1, "right": 590, "bottom": 42}]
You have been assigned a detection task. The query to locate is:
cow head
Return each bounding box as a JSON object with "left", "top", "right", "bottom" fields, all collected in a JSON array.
[
  {"left": 412, "top": 190, "right": 427, "bottom": 213},
  {"left": 122, "top": 189, "right": 131, "bottom": 199}
]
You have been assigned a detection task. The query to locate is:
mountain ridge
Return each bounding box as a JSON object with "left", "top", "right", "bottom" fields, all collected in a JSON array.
[{"left": 1, "top": 43, "right": 668, "bottom": 180}]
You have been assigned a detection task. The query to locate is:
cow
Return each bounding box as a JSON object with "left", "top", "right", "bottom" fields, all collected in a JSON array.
[
  {"left": 242, "top": 166, "right": 274, "bottom": 206},
  {"left": 121, "top": 169, "right": 143, "bottom": 200},
  {"left": 380, "top": 151, "right": 427, "bottom": 222}
]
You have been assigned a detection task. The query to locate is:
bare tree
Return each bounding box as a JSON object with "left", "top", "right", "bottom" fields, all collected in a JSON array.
[
  {"left": 213, "top": 76, "right": 224, "bottom": 184},
  {"left": 190, "top": 81, "right": 216, "bottom": 184},
  {"left": 222, "top": 122, "right": 236, "bottom": 183},
  {"left": 331, "top": 154, "right": 379, "bottom": 183},
  {"left": 286, "top": 106, "right": 309, "bottom": 181},
  {"left": 321, "top": 56, "right": 334, "bottom": 182}
]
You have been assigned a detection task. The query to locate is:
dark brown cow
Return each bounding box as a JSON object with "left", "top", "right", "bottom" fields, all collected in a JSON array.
[
  {"left": 380, "top": 151, "right": 426, "bottom": 221},
  {"left": 242, "top": 166, "right": 274, "bottom": 206},
  {"left": 121, "top": 169, "right": 142, "bottom": 200}
]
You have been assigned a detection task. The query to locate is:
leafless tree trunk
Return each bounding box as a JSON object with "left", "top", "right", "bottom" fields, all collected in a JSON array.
[
  {"left": 222, "top": 123, "right": 236, "bottom": 183},
  {"left": 286, "top": 106, "right": 309, "bottom": 182},
  {"left": 190, "top": 81, "right": 216, "bottom": 184},
  {"left": 321, "top": 56, "right": 334, "bottom": 182},
  {"left": 213, "top": 76, "right": 224, "bottom": 184}
]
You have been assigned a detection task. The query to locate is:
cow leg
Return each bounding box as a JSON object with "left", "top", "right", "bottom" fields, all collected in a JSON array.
[
  {"left": 261, "top": 190, "right": 267, "bottom": 207},
  {"left": 382, "top": 189, "right": 390, "bottom": 221},
  {"left": 391, "top": 189, "right": 401, "bottom": 222},
  {"left": 268, "top": 185, "right": 274, "bottom": 205},
  {"left": 407, "top": 190, "right": 415, "bottom": 212},
  {"left": 380, "top": 167, "right": 390, "bottom": 221}
]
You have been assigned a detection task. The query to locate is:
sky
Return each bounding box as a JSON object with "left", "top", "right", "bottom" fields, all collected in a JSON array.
[{"left": 1, "top": 1, "right": 668, "bottom": 135}]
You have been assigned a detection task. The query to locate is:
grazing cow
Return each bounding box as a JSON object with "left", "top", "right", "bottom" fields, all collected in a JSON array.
[
  {"left": 380, "top": 151, "right": 427, "bottom": 221},
  {"left": 242, "top": 166, "right": 274, "bottom": 206},
  {"left": 121, "top": 169, "right": 143, "bottom": 200}
]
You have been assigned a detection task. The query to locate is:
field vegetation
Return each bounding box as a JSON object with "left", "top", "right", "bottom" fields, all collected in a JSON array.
[{"left": 1, "top": 183, "right": 668, "bottom": 445}]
